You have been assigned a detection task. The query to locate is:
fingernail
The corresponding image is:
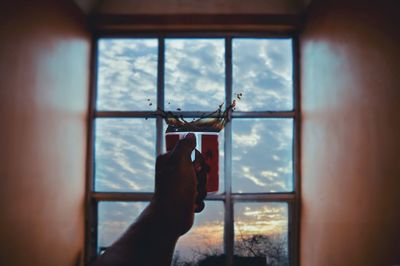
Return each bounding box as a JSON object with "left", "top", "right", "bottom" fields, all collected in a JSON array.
[{"left": 185, "top": 133, "right": 195, "bottom": 139}]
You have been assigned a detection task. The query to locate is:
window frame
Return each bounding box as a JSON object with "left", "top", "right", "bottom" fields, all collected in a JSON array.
[{"left": 86, "top": 32, "right": 300, "bottom": 266}]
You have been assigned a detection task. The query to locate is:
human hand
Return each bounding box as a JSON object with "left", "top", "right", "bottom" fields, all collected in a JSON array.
[
  {"left": 152, "top": 133, "right": 207, "bottom": 236},
  {"left": 90, "top": 133, "right": 209, "bottom": 266}
]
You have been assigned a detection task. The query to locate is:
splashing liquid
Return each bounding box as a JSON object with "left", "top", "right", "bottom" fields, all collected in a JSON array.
[{"left": 157, "top": 100, "right": 238, "bottom": 133}]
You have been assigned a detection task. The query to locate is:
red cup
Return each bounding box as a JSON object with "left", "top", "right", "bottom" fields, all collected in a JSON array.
[{"left": 166, "top": 132, "right": 219, "bottom": 193}]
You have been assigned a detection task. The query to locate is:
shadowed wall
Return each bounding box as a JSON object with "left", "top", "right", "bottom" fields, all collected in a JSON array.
[
  {"left": 300, "top": 1, "right": 400, "bottom": 265},
  {"left": 95, "top": 0, "right": 307, "bottom": 15},
  {"left": 0, "top": 0, "right": 90, "bottom": 265}
]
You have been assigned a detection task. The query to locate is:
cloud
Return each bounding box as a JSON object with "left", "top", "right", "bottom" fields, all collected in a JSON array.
[
  {"left": 232, "top": 119, "right": 293, "bottom": 193},
  {"left": 165, "top": 39, "right": 225, "bottom": 111},
  {"left": 233, "top": 155, "right": 242, "bottom": 161},
  {"left": 235, "top": 203, "right": 288, "bottom": 238},
  {"left": 272, "top": 155, "right": 280, "bottom": 160},
  {"left": 241, "top": 166, "right": 267, "bottom": 187},
  {"left": 277, "top": 161, "right": 292, "bottom": 174},
  {"left": 97, "top": 39, "right": 158, "bottom": 111},
  {"left": 260, "top": 170, "right": 279, "bottom": 180},
  {"left": 233, "top": 123, "right": 262, "bottom": 147},
  {"left": 232, "top": 39, "right": 293, "bottom": 111},
  {"left": 95, "top": 118, "right": 156, "bottom": 192},
  {"left": 96, "top": 178, "right": 123, "bottom": 191}
]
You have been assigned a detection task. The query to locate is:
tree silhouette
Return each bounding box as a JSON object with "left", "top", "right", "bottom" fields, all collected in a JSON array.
[
  {"left": 172, "top": 233, "right": 288, "bottom": 266},
  {"left": 234, "top": 233, "right": 288, "bottom": 266}
]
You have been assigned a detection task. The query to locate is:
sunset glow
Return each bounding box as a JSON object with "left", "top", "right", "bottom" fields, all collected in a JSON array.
[{"left": 98, "top": 201, "right": 288, "bottom": 262}]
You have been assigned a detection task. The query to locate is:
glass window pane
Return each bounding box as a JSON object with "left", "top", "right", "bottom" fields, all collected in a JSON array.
[
  {"left": 232, "top": 119, "right": 293, "bottom": 193},
  {"left": 98, "top": 201, "right": 148, "bottom": 252},
  {"left": 233, "top": 39, "right": 293, "bottom": 111},
  {"left": 97, "top": 39, "right": 158, "bottom": 111},
  {"left": 95, "top": 118, "right": 156, "bottom": 192},
  {"left": 165, "top": 39, "right": 225, "bottom": 111},
  {"left": 173, "top": 201, "right": 224, "bottom": 265},
  {"left": 234, "top": 202, "right": 289, "bottom": 266}
]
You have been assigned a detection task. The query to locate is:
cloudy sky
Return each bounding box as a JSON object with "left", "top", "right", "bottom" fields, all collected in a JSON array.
[{"left": 95, "top": 38, "right": 293, "bottom": 263}]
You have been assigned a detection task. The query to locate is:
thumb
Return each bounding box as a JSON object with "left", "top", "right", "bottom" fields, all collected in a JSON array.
[{"left": 171, "top": 133, "right": 196, "bottom": 160}]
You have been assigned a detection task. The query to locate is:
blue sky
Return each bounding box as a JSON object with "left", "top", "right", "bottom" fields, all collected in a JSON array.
[{"left": 95, "top": 38, "right": 293, "bottom": 262}]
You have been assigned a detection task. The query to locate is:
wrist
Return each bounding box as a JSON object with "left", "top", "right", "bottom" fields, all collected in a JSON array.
[
  {"left": 149, "top": 197, "right": 194, "bottom": 237},
  {"left": 138, "top": 200, "right": 181, "bottom": 240}
]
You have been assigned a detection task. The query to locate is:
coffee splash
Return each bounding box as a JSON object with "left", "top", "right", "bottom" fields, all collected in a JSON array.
[{"left": 149, "top": 93, "right": 242, "bottom": 133}]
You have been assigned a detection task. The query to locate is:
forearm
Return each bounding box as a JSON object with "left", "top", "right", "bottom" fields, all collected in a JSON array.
[{"left": 91, "top": 200, "right": 180, "bottom": 266}]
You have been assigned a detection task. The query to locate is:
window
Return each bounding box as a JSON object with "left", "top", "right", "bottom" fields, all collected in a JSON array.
[{"left": 87, "top": 35, "right": 299, "bottom": 266}]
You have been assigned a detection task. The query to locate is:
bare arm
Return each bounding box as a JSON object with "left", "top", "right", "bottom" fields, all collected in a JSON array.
[
  {"left": 90, "top": 201, "right": 180, "bottom": 266},
  {"left": 90, "top": 133, "right": 205, "bottom": 266}
]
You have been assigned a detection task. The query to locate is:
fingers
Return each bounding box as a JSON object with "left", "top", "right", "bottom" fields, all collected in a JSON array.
[
  {"left": 194, "top": 201, "right": 205, "bottom": 213},
  {"left": 155, "top": 153, "right": 170, "bottom": 172},
  {"left": 171, "top": 133, "right": 196, "bottom": 161},
  {"left": 194, "top": 150, "right": 209, "bottom": 213}
]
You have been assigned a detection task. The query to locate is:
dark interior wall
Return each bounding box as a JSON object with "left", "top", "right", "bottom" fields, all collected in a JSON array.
[
  {"left": 0, "top": 0, "right": 90, "bottom": 265},
  {"left": 95, "top": 0, "right": 304, "bottom": 15},
  {"left": 300, "top": 1, "right": 400, "bottom": 265}
]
